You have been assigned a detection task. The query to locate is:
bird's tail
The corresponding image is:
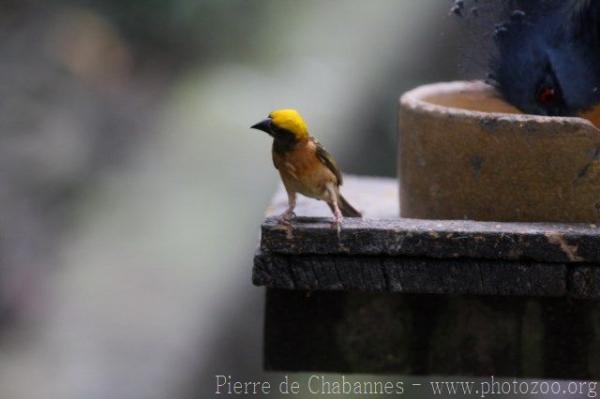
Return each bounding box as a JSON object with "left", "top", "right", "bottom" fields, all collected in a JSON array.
[{"left": 336, "top": 193, "right": 362, "bottom": 218}]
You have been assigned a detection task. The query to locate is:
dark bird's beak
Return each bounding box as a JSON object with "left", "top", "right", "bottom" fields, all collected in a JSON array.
[{"left": 251, "top": 118, "right": 272, "bottom": 134}]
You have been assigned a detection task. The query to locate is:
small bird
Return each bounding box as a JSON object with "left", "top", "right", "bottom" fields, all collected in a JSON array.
[{"left": 251, "top": 109, "right": 361, "bottom": 227}]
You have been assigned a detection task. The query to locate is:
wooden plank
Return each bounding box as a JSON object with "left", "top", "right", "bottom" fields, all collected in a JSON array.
[
  {"left": 255, "top": 175, "right": 600, "bottom": 297},
  {"left": 254, "top": 250, "right": 569, "bottom": 297},
  {"left": 262, "top": 176, "right": 600, "bottom": 264},
  {"left": 261, "top": 218, "right": 600, "bottom": 263}
]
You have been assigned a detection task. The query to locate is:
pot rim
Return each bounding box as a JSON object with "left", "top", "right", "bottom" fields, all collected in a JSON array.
[{"left": 400, "top": 80, "right": 600, "bottom": 132}]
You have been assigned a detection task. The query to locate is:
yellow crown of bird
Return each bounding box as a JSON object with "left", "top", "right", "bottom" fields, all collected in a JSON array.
[{"left": 269, "top": 109, "right": 309, "bottom": 140}]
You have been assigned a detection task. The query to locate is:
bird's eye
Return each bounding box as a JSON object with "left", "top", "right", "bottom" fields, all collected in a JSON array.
[{"left": 537, "top": 86, "right": 557, "bottom": 106}]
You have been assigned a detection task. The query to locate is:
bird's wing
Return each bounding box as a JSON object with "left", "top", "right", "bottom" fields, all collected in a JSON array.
[{"left": 312, "top": 137, "right": 343, "bottom": 186}]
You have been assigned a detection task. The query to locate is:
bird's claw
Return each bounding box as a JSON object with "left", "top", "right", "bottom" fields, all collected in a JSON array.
[
  {"left": 279, "top": 211, "right": 296, "bottom": 226},
  {"left": 279, "top": 218, "right": 291, "bottom": 227}
]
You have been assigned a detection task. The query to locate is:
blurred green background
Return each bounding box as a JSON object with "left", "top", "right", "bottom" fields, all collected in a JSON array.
[{"left": 0, "top": 1, "right": 469, "bottom": 398}]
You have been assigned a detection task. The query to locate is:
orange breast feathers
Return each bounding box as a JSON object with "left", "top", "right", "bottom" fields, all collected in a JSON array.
[{"left": 272, "top": 139, "right": 338, "bottom": 200}]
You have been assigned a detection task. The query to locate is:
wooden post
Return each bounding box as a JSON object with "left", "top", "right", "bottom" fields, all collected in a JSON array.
[{"left": 255, "top": 176, "right": 600, "bottom": 378}]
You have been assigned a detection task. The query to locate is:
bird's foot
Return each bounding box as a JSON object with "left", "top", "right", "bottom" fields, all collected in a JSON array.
[
  {"left": 279, "top": 210, "right": 296, "bottom": 226},
  {"left": 278, "top": 211, "right": 296, "bottom": 239}
]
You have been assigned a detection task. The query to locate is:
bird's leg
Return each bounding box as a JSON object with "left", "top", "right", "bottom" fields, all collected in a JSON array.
[
  {"left": 279, "top": 191, "right": 296, "bottom": 226},
  {"left": 326, "top": 184, "right": 343, "bottom": 233},
  {"left": 331, "top": 200, "right": 343, "bottom": 231}
]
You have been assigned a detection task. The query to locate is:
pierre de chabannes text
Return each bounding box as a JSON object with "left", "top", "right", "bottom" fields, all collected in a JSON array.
[{"left": 215, "top": 375, "right": 599, "bottom": 397}]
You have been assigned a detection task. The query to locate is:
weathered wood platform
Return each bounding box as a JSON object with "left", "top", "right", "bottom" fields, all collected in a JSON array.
[
  {"left": 255, "top": 176, "right": 600, "bottom": 378},
  {"left": 255, "top": 175, "right": 600, "bottom": 298}
]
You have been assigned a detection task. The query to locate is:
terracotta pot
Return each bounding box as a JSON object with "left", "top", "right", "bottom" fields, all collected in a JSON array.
[{"left": 398, "top": 81, "right": 600, "bottom": 223}]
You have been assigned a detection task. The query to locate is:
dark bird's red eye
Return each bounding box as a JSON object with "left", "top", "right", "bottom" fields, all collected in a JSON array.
[{"left": 537, "top": 86, "right": 557, "bottom": 105}]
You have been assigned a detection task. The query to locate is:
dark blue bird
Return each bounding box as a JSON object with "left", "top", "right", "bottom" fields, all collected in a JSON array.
[{"left": 454, "top": 0, "right": 600, "bottom": 116}]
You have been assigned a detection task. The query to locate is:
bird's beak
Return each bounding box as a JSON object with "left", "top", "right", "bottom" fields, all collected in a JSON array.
[{"left": 250, "top": 118, "right": 272, "bottom": 135}]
